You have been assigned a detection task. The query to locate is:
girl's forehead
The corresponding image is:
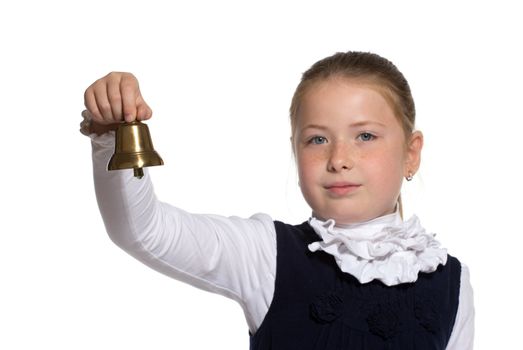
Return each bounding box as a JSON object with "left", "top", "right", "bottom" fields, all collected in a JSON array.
[
  {"left": 304, "top": 77, "right": 386, "bottom": 102},
  {"left": 298, "top": 78, "right": 398, "bottom": 125}
]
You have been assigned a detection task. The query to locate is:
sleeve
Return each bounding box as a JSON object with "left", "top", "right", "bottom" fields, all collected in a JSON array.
[
  {"left": 89, "top": 131, "right": 276, "bottom": 333},
  {"left": 446, "top": 263, "right": 475, "bottom": 349}
]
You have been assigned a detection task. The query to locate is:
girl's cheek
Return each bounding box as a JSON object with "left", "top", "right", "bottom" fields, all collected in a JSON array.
[{"left": 298, "top": 148, "right": 323, "bottom": 164}]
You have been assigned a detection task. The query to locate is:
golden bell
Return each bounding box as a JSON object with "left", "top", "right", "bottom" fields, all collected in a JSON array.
[{"left": 108, "top": 121, "right": 164, "bottom": 179}]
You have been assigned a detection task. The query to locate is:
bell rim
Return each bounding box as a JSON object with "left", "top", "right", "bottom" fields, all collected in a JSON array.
[{"left": 108, "top": 151, "right": 164, "bottom": 171}]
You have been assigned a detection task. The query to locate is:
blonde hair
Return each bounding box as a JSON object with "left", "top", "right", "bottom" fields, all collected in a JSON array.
[{"left": 290, "top": 51, "right": 416, "bottom": 216}]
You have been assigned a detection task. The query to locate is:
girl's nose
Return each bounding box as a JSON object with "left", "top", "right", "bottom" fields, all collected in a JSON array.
[{"left": 327, "top": 142, "right": 354, "bottom": 172}]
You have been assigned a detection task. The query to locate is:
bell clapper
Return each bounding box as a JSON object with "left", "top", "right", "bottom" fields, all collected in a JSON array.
[{"left": 134, "top": 168, "right": 144, "bottom": 179}]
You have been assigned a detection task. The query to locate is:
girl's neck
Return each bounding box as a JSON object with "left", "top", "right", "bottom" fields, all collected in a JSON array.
[{"left": 312, "top": 205, "right": 401, "bottom": 229}]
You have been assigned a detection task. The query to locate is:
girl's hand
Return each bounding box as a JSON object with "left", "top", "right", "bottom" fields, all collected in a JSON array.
[{"left": 84, "top": 72, "right": 152, "bottom": 134}]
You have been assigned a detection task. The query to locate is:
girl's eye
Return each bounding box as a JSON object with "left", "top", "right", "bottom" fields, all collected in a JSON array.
[
  {"left": 358, "top": 132, "right": 375, "bottom": 141},
  {"left": 308, "top": 136, "right": 327, "bottom": 145}
]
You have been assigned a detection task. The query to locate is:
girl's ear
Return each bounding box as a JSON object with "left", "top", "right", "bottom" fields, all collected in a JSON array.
[{"left": 405, "top": 130, "right": 423, "bottom": 177}]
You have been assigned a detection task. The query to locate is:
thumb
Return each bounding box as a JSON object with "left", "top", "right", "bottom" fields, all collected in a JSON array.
[{"left": 136, "top": 94, "right": 153, "bottom": 121}]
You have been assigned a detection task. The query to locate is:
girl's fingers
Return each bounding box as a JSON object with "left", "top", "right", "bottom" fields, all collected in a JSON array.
[
  {"left": 84, "top": 72, "right": 151, "bottom": 125},
  {"left": 93, "top": 80, "right": 114, "bottom": 123},
  {"left": 120, "top": 74, "right": 138, "bottom": 123},
  {"left": 107, "top": 78, "right": 123, "bottom": 122},
  {"left": 84, "top": 88, "right": 102, "bottom": 122}
]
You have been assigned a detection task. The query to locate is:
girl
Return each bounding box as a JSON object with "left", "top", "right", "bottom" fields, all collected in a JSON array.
[{"left": 82, "top": 52, "right": 474, "bottom": 349}]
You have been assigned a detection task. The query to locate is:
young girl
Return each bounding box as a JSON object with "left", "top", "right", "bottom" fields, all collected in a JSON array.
[{"left": 82, "top": 52, "right": 474, "bottom": 349}]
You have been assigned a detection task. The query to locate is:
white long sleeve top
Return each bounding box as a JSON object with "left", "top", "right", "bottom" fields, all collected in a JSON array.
[{"left": 89, "top": 132, "right": 474, "bottom": 349}]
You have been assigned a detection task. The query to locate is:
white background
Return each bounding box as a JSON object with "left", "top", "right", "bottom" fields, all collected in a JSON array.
[{"left": 1, "top": 0, "right": 521, "bottom": 348}]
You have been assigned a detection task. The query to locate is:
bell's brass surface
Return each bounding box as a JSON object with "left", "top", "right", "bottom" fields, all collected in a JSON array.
[{"left": 108, "top": 121, "right": 164, "bottom": 179}]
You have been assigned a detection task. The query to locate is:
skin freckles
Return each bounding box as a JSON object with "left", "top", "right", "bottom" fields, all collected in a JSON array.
[{"left": 293, "top": 77, "right": 423, "bottom": 224}]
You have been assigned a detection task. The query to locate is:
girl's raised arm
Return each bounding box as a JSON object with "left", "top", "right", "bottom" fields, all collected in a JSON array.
[{"left": 83, "top": 73, "right": 276, "bottom": 333}]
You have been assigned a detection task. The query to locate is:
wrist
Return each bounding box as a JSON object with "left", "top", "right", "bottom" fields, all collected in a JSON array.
[
  {"left": 90, "top": 121, "right": 119, "bottom": 135},
  {"left": 80, "top": 110, "right": 119, "bottom": 136}
]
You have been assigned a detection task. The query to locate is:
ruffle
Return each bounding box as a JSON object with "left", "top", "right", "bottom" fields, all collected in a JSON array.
[{"left": 308, "top": 213, "right": 447, "bottom": 286}]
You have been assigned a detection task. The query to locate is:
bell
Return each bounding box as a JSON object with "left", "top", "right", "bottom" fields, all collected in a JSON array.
[{"left": 108, "top": 121, "right": 164, "bottom": 179}]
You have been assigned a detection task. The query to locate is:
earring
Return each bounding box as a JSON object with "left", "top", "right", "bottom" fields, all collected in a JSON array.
[{"left": 405, "top": 172, "right": 414, "bottom": 181}]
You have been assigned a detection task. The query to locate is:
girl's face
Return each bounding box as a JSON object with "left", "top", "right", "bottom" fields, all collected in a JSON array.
[{"left": 293, "top": 78, "right": 422, "bottom": 224}]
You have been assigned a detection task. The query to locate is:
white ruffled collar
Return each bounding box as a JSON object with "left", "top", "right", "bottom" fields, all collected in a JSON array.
[{"left": 308, "top": 211, "right": 447, "bottom": 286}]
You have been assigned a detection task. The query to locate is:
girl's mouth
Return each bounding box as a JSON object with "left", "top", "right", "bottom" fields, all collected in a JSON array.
[{"left": 325, "top": 183, "right": 361, "bottom": 196}]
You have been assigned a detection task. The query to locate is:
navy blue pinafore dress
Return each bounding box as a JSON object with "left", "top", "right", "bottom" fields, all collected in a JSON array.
[{"left": 250, "top": 221, "right": 461, "bottom": 350}]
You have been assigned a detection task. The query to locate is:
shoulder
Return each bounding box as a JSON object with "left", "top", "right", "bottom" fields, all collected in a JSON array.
[
  {"left": 425, "top": 254, "right": 463, "bottom": 299},
  {"left": 445, "top": 255, "right": 473, "bottom": 293},
  {"left": 206, "top": 212, "right": 276, "bottom": 238},
  {"left": 273, "top": 220, "right": 318, "bottom": 244},
  {"left": 446, "top": 254, "right": 463, "bottom": 277}
]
